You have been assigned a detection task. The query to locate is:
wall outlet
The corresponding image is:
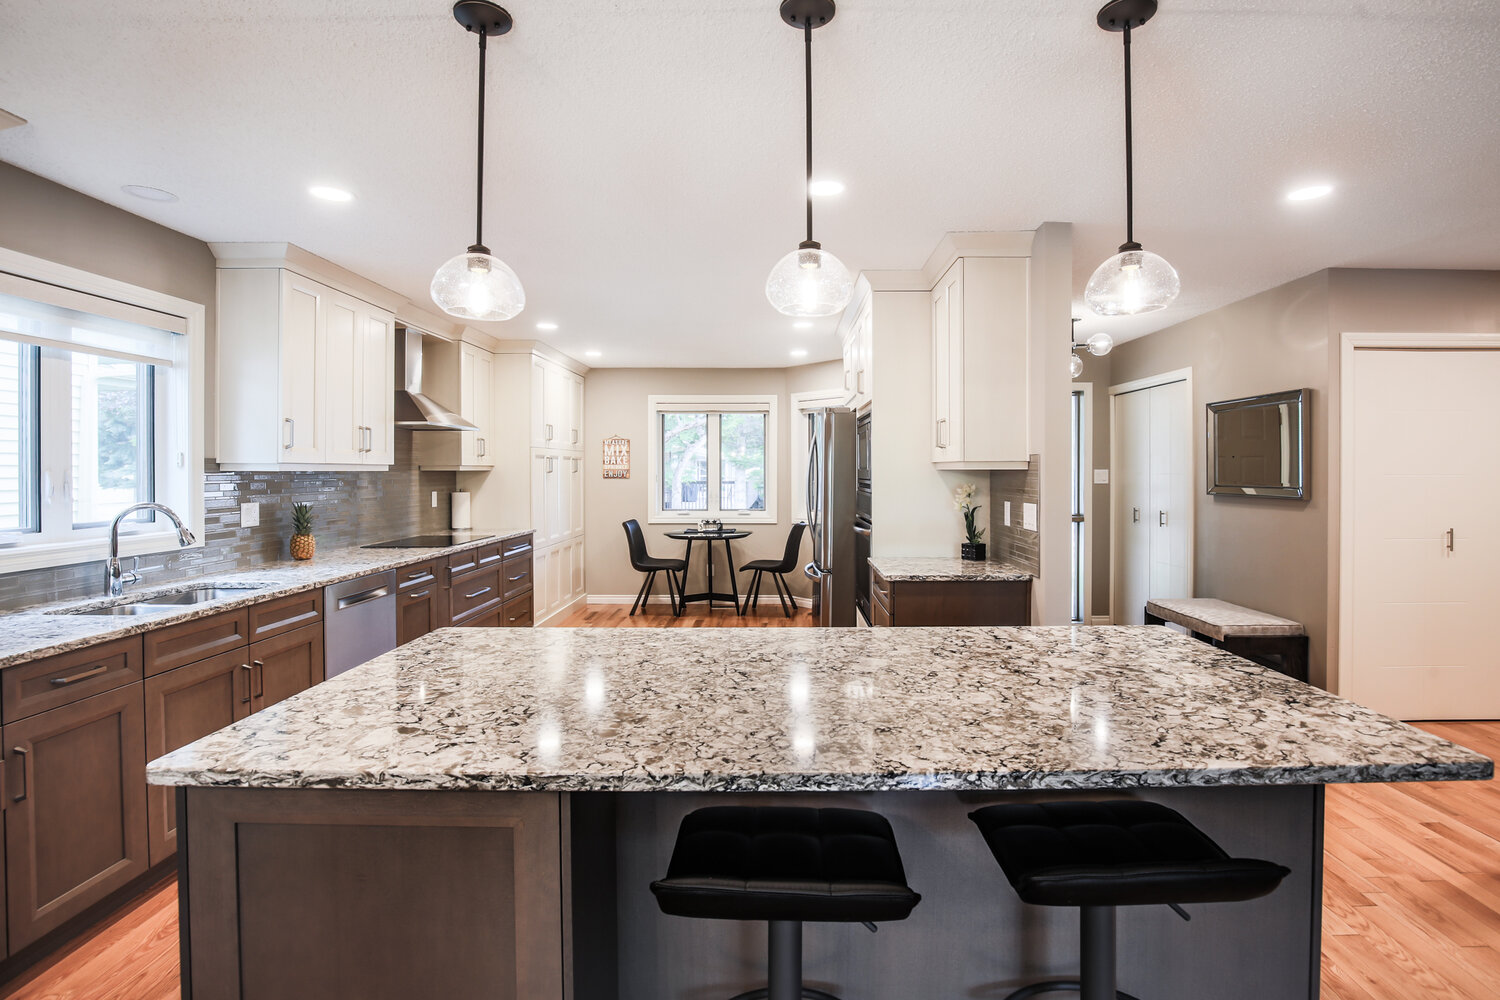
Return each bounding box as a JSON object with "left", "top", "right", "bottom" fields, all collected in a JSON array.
[
  {"left": 1093, "top": 468, "right": 1110, "bottom": 485},
  {"left": 1022, "top": 502, "right": 1038, "bottom": 532},
  {"left": 1003, "top": 501, "right": 1012, "bottom": 527},
  {"left": 431, "top": 491, "right": 439, "bottom": 508},
  {"left": 239, "top": 502, "right": 260, "bottom": 528}
]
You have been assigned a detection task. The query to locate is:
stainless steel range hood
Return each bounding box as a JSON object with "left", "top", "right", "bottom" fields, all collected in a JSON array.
[{"left": 394, "top": 328, "right": 479, "bottom": 431}]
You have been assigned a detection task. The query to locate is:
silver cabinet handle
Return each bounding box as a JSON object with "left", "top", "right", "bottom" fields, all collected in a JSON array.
[
  {"left": 546, "top": 423, "right": 554, "bottom": 441},
  {"left": 1132, "top": 507, "right": 1140, "bottom": 523},
  {"left": 1158, "top": 510, "right": 1168, "bottom": 527},
  {"left": 407, "top": 589, "right": 431, "bottom": 600},
  {"left": 464, "top": 587, "right": 493, "bottom": 600},
  {"left": 478, "top": 437, "right": 486, "bottom": 457},
  {"left": 11, "top": 746, "right": 30, "bottom": 803},
  {"left": 572, "top": 428, "right": 579, "bottom": 444},
  {"left": 1446, "top": 528, "right": 1455, "bottom": 552},
  {"left": 337, "top": 586, "right": 390, "bottom": 609},
  {"left": 239, "top": 662, "right": 254, "bottom": 705},
  {"left": 364, "top": 426, "right": 372, "bottom": 452},
  {"left": 283, "top": 417, "right": 295, "bottom": 450},
  {"left": 49, "top": 664, "right": 109, "bottom": 686}
]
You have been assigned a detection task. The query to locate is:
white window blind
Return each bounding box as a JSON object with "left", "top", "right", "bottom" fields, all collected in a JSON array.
[{"left": 0, "top": 274, "right": 186, "bottom": 366}]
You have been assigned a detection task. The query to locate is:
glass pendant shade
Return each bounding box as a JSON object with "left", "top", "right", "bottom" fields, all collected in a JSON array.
[
  {"left": 1070, "top": 352, "right": 1085, "bottom": 379},
  {"left": 765, "top": 246, "right": 853, "bottom": 318},
  {"left": 1085, "top": 331, "right": 1114, "bottom": 356},
  {"left": 431, "top": 249, "right": 525, "bottom": 322},
  {"left": 1085, "top": 248, "right": 1179, "bottom": 316}
]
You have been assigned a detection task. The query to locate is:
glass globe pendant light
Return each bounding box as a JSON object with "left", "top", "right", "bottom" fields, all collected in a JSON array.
[
  {"left": 431, "top": 1, "right": 525, "bottom": 322},
  {"left": 1086, "top": 0, "right": 1179, "bottom": 317},
  {"left": 765, "top": 0, "right": 853, "bottom": 318}
]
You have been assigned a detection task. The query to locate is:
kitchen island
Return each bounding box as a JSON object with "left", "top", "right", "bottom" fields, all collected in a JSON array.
[{"left": 149, "top": 626, "right": 1490, "bottom": 1000}]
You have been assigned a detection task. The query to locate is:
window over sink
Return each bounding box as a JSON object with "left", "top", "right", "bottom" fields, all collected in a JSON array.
[
  {"left": 0, "top": 247, "right": 204, "bottom": 573},
  {"left": 648, "top": 395, "right": 777, "bottom": 524}
]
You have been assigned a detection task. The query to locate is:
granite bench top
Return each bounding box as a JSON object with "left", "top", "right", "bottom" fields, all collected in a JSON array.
[
  {"left": 1146, "top": 598, "right": 1307, "bottom": 640},
  {"left": 146, "top": 625, "right": 1490, "bottom": 793},
  {"left": 868, "top": 557, "right": 1033, "bottom": 582}
]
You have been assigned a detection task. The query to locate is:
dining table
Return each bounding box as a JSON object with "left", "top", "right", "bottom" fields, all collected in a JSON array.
[{"left": 664, "top": 528, "right": 752, "bottom": 613}]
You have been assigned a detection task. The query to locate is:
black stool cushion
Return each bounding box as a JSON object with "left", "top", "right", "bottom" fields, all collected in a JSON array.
[
  {"left": 968, "top": 800, "right": 1290, "bottom": 908},
  {"left": 651, "top": 806, "right": 921, "bottom": 923}
]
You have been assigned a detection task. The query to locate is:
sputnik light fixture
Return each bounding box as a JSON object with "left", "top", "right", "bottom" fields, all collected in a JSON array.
[
  {"left": 765, "top": 0, "right": 854, "bottom": 318},
  {"left": 431, "top": 1, "right": 526, "bottom": 322},
  {"left": 1085, "top": 0, "right": 1180, "bottom": 317}
]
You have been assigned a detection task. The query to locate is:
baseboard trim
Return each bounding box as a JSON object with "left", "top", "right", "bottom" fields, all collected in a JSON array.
[
  {"left": 1089, "top": 615, "right": 1112, "bottom": 625},
  {"left": 538, "top": 593, "right": 588, "bottom": 625},
  {"left": 588, "top": 594, "right": 814, "bottom": 608}
]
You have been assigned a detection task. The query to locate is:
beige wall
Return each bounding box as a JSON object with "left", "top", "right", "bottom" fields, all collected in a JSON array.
[
  {"left": 0, "top": 162, "right": 218, "bottom": 441},
  {"left": 1073, "top": 349, "right": 1113, "bottom": 619},
  {"left": 582, "top": 362, "right": 841, "bottom": 602},
  {"left": 1110, "top": 271, "right": 1334, "bottom": 685}
]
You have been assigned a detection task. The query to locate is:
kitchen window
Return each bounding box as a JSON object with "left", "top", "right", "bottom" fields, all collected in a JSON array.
[
  {"left": 0, "top": 248, "right": 204, "bottom": 573},
  {"left": 648, "top": 395, "right": 777, "bottom": 523}
]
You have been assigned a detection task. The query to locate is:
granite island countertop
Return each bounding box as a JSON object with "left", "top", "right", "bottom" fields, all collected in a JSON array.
[
  {"left": 0, "top": 530, "right": 534, "bottom": 670},
  {"left": 146, "top": 625, "right": 1491, "bottom": 792},
  {"left": 868, "top": 556, "right": 1033, "bottom": 582}
]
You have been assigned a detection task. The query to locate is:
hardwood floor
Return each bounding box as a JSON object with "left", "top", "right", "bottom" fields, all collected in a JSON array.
[
  {"left": 2, "top": 720, "right": 1494, "bottom": 999},
  {"left": 552, "top": 601, "right": 816, "bottom": 627}
]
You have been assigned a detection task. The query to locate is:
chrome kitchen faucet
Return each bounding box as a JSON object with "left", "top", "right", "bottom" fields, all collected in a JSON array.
[{"left": 106, "top": 503, "right": 196, "bottom": 597}]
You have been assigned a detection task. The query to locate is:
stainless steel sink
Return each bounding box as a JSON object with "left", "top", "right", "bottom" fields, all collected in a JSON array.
[
  {"left": 75, "top": 603, "right": 181, "bottom": 617},
  {"left": 143, "top": 587, "right": 258, "bottom": 605},
  {"left": 52, "top": 585, "right": 269, "bottom": 615}
]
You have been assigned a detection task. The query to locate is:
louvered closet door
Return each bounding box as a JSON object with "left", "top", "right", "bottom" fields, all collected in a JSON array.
[{"left": 1346, "top": 348, "right": 1500, "bottom": 719}]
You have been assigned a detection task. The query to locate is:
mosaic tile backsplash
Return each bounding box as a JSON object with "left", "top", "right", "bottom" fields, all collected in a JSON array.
[
  {"left": 0, "top": 435, "right": 458, "bottom": 611},
  {"left": 988, "top": 455, "right": 1042, "bottom": 575}
]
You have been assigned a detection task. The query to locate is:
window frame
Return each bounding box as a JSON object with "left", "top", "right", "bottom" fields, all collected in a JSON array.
[
  {"left": 0, "top": 247, "right": 205, "bottom": 575},
  {"left": 647, "top": 394, "right": 778, "bottom": 525}
]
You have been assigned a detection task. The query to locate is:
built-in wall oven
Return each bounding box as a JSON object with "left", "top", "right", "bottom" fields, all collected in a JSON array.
[{"left": 854, "top": 412, "right": 873, "bottom": 625}]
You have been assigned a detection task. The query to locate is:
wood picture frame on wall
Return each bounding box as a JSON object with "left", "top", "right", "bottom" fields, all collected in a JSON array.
[{"left": 602, "top": 436, "right": 630, "bottom": 479}]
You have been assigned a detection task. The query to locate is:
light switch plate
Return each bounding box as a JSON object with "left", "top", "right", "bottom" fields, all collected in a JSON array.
[
  {"left": 239, "top": 502, "right": 260, "bottom": 528},
  {"left": 1003, "top": 501, "right": 1012, "bottom": 527},
  {"left": 1022, "top": 503, "right": 1038, "bottom": 531},
  {"left": 1093, "top": 469, "right": 1110, "bottom": 484}
]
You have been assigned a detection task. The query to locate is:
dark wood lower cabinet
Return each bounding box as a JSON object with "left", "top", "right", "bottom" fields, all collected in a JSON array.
[
  {"left": 144, "top": 650, "right": 252, "bottom": 865},
  {"left": 397, "top": 583, "right": 440, "bottom": 645},
  {"left": 2, "top": 683, "right": 148, "bottom": 950},
  {"left": 870, "top": 568, "right": 1031, "bottom": 626},
  {"left": 249, "top": 623, "right": 323, "bottom": 711}
]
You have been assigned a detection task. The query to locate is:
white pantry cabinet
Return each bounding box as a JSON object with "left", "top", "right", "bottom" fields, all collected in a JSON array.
[
  {"left": 840, "top": 295, "right": 873, "bottom": 411},
  {"left": 216, "top": 267, "right": 395, "bottom": 470},
  {"left": 530, "top": 357, "right": 584, "bottom": 452},
  {"left": 412, "top": 340, "right": 495, "bottom": 471},
  {"left": 929, "top": 256, "right": 1029, "bottom": 469}
]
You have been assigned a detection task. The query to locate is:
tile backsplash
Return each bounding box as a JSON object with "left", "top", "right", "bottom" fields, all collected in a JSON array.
[
  {"left": 988, "top": 455, "right": 1041, "bottom": 575},
  {"left": 0, "top": 435, "right": 458, "bottom": 611}
]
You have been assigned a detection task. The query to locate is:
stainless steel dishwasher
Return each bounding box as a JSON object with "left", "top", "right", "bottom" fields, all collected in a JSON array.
[{"left": 323, "top": 570, "right": 398, "bottom": 678}]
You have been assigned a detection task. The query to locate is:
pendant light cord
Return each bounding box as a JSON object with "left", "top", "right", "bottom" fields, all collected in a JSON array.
[
  {"left": 473, "top": 30, "right": 488, "bottom": 252},
  {"left": 1121, "top": 24, "right": 1137, "bottom": 251},
  {"left": 803, "top": 19, "right": 816, "bottom": 247}
]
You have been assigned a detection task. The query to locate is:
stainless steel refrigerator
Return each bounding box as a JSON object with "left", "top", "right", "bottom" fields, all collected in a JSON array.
[{"left": 804, "top": 407, "right": 856, "bottom": 626}]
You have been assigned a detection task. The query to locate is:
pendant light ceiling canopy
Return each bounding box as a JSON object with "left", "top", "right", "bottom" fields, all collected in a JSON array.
[
  {"left": 431, "top": 0, "right": 526, "bottom": 323},
  {"left": 1085, "top": 0, "right": 1180, "bottom": 318},
  {"left": 765, "top": 0, "right": 854, "bottom": 319}
]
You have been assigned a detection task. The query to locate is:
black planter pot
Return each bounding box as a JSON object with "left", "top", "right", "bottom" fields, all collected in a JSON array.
[{"left": 961, "top": 542, "right": 986, "bottom": 562}]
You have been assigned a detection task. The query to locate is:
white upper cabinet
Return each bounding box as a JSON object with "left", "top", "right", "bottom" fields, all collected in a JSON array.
[
  {"left": 840, "top": 296, "right": 873, "bottom": 411},
  {"left": 411, "top": 339, "right": 495, "bottom": 471},
  {"left": 530, "top": 357, "right": 584, "bottom": 453},
  {"left": 929, "top": 256, "right": 1029, "bottom": 469},
  {"left": 216, "top": 266, "right": 395, "bottom": 470}
]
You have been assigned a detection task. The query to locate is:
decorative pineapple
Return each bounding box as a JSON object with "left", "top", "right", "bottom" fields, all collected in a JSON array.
[{"left": 289, "top": 503, "right": 316, "bottom": 560}]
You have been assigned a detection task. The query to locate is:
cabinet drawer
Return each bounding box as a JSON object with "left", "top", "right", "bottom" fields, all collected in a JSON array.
[
  {"left": 500, "top": 592, "right": 533, "bottom": 628},
  {"left": 397, "top": 561, "right": 439, "bottom": 591},
  {"left": 870, "top": 590, "right": 893, "bottom": 627},
  {"left": 3, "top": 635, "right": 144, "bottom": 724},
  {"left": 870, "top": 568, "right": 893, "bottom": 612},
  {"left": 447, "top": 542, "right": 504, "bottom": 581},
  {"left": 248, "top": 589, "right": 323, "bottom": 642},
  {"left": 502, "top": 551, "right": 533, "bottom": 601},
  {"left": 145, "top": 609, "right": 250, "bottom": 677},
  {"left": 501, "top": 534, "right": 533, "bottom": 559},
  {"left": 450, "top": 566, "right": 503, "bottom": 622}
]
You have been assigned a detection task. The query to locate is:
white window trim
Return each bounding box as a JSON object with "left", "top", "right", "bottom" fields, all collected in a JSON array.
[
  {"left": 0, "top": 246, "right": 205, "bottom": 575},
  {"left": 647, "top": 394, "right": 778, "bottom": 525},
  {"left": 789, "top": 388, "right": 847, "bottom": 521}
]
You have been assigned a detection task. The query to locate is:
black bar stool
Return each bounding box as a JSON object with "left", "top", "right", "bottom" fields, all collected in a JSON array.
[
  {"left": 740, "top": 521, "right": 807, "bottom": 618},
  {"left": 623, "top": 518, "right": 686, "bottom": 616},
  {"left": 968, "top": 800, "right": 1290, "bottom": 1000},
  {"left": 651, "top": 805, "right": 921, "bottom": 1000}
]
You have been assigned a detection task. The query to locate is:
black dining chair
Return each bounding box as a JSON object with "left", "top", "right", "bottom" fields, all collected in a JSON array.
[
  {"left": 739, "top": 521, "right": 806, "bottom": 618},
  {"left": 623, "top": 519, "right": 686, "bottom": 617}
]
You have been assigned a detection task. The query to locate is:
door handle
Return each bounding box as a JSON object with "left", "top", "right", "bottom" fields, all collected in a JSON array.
[
  {"left": 10, "top": 747, "right": 30, "bottom": 803},
  {"left": 1446, "top": 528, "right": 1455, "bottom": 552},
  {"left": 1158, "top": 510, "right": 1168, "bottom": 527}
]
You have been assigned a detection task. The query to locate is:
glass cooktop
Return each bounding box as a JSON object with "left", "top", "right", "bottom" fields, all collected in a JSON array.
[{"left": 362, "top": 532, "right": 495, "bottom": 549}]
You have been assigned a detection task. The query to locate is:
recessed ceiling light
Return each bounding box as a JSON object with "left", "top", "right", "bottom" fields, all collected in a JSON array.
[
  {"left": 121, "top": 184, "right": 178, "bottom": 203},
  {"left": 584, "top": 350, "right": 601, "bottom": 358},
  {"left": 536, "top": 321, "right": 559, "bottom": 331},
  {"left": 308, "top": 185, "right": 354, "bottom": 202},
  {"left": 808, "top": 179, "right": 845, "bottom": 197},
  {"left": 790, "top": 348, "right": 808, "bottom": 358},
  {"left": 1286, "top": 183, "right": 1333, "bottom": 202},
  {"left": 793, "top": 320, "right": 813, "bottom": 330}
]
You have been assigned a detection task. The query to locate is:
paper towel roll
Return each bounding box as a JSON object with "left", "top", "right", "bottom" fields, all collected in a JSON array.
[{"left": 451, "top": 491, "right": 472, "bottom": 531}]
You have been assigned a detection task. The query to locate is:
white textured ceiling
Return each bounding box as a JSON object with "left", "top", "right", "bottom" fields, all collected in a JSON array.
[{"left": 1, "top": 1, "right": 1497, "bottom": 367}]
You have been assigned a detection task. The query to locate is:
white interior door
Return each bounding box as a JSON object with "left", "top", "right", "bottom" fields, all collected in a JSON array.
[
  {"left": 1346, "top": 348, "right": 1500, "bottom": 719},
  {"left": 1113, "top": 378, "right": 1192, "bottom": 624}
]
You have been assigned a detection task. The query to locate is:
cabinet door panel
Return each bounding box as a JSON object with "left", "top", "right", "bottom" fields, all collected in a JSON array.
[
  {"left": 569, "top": 373, "right": 584, "bottom": 450},
  {"left": 250, "top": 623, "right": 324, "bottom": 713},
  {"left": 360, "top": 309, "right": 394, "bottom": 465},
  {"left": 280, "top": 273, "right": 325, "bottom": 462},
  {"left": 529, "top": 359, "right": 547, "bottom": 448},
  {"left": 568, "top": 457, "right": 583, "bottom": 537},
  {"left": 322, "top": 295, "right": 362, "bottom": 465},
  {"left": 398, "top": 586, "right": 439, "bottom": 646},
  {"left": 4, "top": 684, "right": 148, "bottom": 949},
  {"left": 144, "top": 650, "right": 251, "bottom": 864}
]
